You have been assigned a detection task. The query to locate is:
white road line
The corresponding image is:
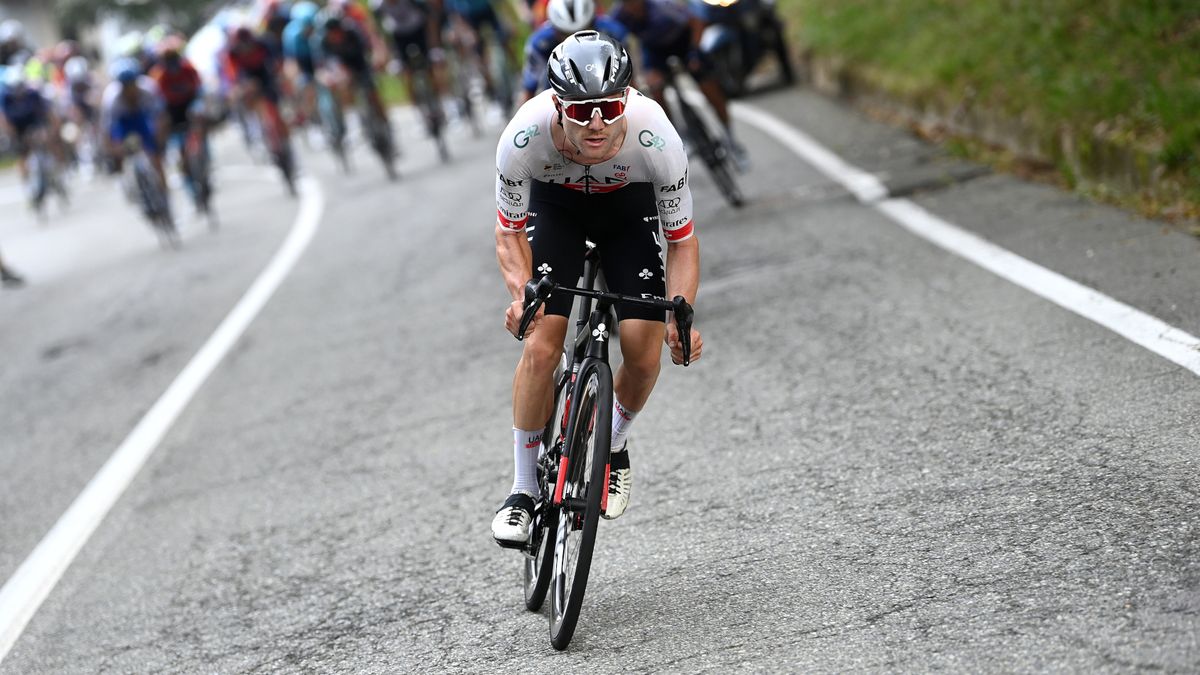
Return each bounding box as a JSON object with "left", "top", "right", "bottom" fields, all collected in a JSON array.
[
  {"left": 733, "top": 101, "right": 1200, "bottom": 376},
  {"left": 0, "top": 174, "right": 327, "bottom": 663}
]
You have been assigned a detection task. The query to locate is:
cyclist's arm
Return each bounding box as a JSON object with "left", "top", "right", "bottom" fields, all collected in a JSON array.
[{"left": 665, "top": 234, "right": 699, "bottom": 305}]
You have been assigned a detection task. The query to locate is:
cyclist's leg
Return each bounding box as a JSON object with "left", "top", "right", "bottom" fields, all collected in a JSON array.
[{"left": 589, "top": 183, "right": 667, "bottom": 423}]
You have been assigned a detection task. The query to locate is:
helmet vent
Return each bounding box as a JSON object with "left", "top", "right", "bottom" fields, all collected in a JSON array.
[{"left": 569, "top": 59, "right": 584, "bottom": 84}]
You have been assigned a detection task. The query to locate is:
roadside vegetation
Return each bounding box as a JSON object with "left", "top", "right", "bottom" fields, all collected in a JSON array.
[{"left": 779, "top": 0, "right": 1200, "bottom": 227}]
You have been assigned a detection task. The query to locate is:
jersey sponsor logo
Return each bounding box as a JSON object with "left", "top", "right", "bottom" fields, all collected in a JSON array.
[
  {"left": 658, "top": 197, "right": 681, "bottom": 208},
  {"left": 638, "top": 129, "right": 666, "bottom": 151},
  {"left": 497, "top": 171, "right": 524, "bottom": 187},
  {"left": 499, "top": 207, "right": 524, "bottom": 220},
  {"left": 660, "top": 171, "right": 688, "bottom": 193},
  {"left": 612, "top": 163, "right": 630, "bottom": 172},
  {"left": 513, "top": 124, "right": 540, "bottom": 148},
  {"left": 663, "top": 219, "right": 694, "bottom": 241},
  {"left": 664, "top": 216, "right": 690, "bottom": 229},
  {"left": 500, "top": 188, "right": 523, "bottom": 202}
]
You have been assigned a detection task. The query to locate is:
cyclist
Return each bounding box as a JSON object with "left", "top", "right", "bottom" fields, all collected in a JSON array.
[
  {"left": 445, "top": 0, "right": 516, "bottom": 109},
  {"left": 609, "top": 0, "right": 748, "bottom": 168},
  {"left": 282, "top": 1, "right": 321, "bottom": 126},
  {"left": 0, "top": 67, "right": 55, "bottom": 186},
  {"left": 328, "top": 0, "right": 392, "bottom": 70},
  {"left": 149, "top": 36, "right": 208, "bottom": 199},
  {"left": 517, "top": 0, "right": 627, "bottom": 104},
  {"left": 313, "top": 10, "right": 389, "bottom": 134},
  {"left": 372, "top": 0, "right": 449, "bottom": 107},
  {"left": 490, "top": 31, "right": 704, "bottom": 546},
  {"left": 100, "top": 58, "right": 168, "bottom": 189},
  {"left": 224, "top": 24, "right": 292, "bottom": 149}
]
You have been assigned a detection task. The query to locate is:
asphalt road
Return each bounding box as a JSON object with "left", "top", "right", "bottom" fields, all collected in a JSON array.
[{"left": 0, "top": 87, "right": 1197, "bottom": 673}]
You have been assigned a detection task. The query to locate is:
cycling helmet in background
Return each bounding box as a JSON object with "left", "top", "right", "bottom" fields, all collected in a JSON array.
[
  {"left": 291, "top": 1, "right": 320, "bottom": 26},
  {"left": 547, "top": 30, "right": 631, "bottom": 100},
  {"left": 2, "top": 65, "right": 25, "bottom": 90},
  {"left": 111, "top": 57, "right": 141, "bottom": 84},
  {"left": 63, "top": 55, "right": 91, "bottom": 83},
  {"left": 0, "top": 20, "right": 25, "bottom": 46},
  {"left": 547, "top": 0, "right": 595, "bottom": 34}
]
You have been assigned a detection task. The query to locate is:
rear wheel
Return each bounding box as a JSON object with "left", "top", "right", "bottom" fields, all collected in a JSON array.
[{"left": 548, "top": 360, "right": 612, "bottom": 650}]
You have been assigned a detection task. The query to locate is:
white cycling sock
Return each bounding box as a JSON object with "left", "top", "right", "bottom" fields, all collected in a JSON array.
[
  {"left": 611, "top": 397, "right": 637, "bottom": 451},
  {"left": 511, "top": 427, "right": 543, "bottom": 497}
]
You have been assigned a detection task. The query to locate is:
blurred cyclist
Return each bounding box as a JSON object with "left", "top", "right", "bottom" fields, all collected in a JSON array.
[
  {"left": 149, "top": 36, "right": 208, "bottom": 197},
  {"left": 100, "top": 58, "right": 168, "bottom": 188},
  {"left": 283, "top": 1, "right": 322, "bottom": 126},
  {"left": 0, "top": 67, "right": 55, "bottom": 184},
  {"left": 372, "top": 0, "right": 448, "bottom": 107},
  {"left": 224, "top": 24, "right": 291, "bottom": 147},
  {"left": 517, "top": 0, "right": 627, "bottom": 104},
  {"left": 313, "top": 9, "right": 388, "bottom": 128},
  {"left": 610, "top": 0, "right": 748, "bottom": 168}
]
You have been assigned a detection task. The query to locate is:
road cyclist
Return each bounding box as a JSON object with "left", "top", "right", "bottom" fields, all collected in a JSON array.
[
  {"left": 1, "top": 65, "right": 67, "bottom": 214},
  {"left": 149, "top": 36, "right": 214, "bottom": 219},
  {"left": 491, "top": 30, "right": 703, "bottom": 560},
  {"left": 609, "top": 0, "right": 749, "bottom": 170},
  {"left": 314, "top": 7, "right": 398, "bottom": 178}
]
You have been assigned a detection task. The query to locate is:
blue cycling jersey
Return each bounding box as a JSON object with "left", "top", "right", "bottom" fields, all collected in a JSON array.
[
  {"left": 282, "top": 21, "right": 316, "bottom": 70},
  {"left": 0, "top": 86, "right": 48, "bottom": 129},
  {"left": 609, "top": 0, "right": 691, "bottom": 50},
  {"left": 520, "top": 17, "right": 629, "bottom": 96}
]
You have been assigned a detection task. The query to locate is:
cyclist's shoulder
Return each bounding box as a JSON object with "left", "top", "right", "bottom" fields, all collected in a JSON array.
[{"left": 497, "top": 92, "right": 555, "bottom": 162}]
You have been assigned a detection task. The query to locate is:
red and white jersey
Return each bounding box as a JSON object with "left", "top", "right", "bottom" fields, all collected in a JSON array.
[{"left": 495, "top": 88, "right": 695, "bottom": 242}]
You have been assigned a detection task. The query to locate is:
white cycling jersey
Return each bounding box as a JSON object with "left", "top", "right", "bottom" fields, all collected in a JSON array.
[{"left": 495, "top": 87, "right": 694, "bottom": 243}]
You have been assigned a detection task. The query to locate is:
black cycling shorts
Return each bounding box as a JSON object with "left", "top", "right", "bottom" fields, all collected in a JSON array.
[{"left": 527, "top": 180, "right": 667, "bottom": 323}]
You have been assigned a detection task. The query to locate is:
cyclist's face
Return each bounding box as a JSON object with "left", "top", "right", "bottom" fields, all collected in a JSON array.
[{"left": 559, "top": 104, "right": 625, "bottom": 161}]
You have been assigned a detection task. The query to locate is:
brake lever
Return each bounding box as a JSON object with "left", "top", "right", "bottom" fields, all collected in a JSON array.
[
  {"left": 671, "top": 296, "right": 694, "bottom": 366},
  {"left": 516, "top": 276, "right": 555, "bottom": 341}
]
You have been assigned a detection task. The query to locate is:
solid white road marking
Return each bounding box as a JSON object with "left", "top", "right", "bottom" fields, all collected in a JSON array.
[
  {"left": 0, "top": 174, "right": 327, "bottom": 663},
  {"left": 733, "top": 101, "right": 1200, "bottom": 376}
]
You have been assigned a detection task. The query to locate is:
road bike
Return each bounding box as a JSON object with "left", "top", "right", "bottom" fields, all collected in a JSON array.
[
  {"left": 663, "top": 59, "right": 744, "bottom": 208},
  {"left": 360, "top": 93, "right": 398, "bottom": 180},
  {"left": 123, "top": 136, "right": 179, "bottom": 249},
  {"left": 316, "top": 80, "right": 351, "bottom": 173},
  {"left": 514, "top": 244, "right": 694, "bottom": 650},
  {"left": 180, "top": 110, "right": 217, "bottom": 230},
  {"left": 25, "top": 127, "right": 69, "bottom": 219}
]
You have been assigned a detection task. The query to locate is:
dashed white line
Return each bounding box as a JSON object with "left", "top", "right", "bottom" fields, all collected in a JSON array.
[
  {"left": 733, "top": 101, "right": 1200, "bottom": 376},
  {"left": 0, "top": 174, "right": 327, "bottom": 663}
]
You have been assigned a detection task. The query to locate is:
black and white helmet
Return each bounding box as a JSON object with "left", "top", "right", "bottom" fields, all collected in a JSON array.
[
  {"left": 547, "top": 30, "right": 631, "bottom": 100},
  {"left": 547, "top": 0, "right": 595, "bottom": 34}
]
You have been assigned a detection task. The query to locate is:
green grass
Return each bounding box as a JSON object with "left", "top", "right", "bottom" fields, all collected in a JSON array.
[{"left": 780, "top": 0, "right": 1200, "bottom": 220}]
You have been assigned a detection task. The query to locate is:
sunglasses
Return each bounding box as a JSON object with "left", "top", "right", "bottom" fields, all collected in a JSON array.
[{"left": 557, "top": 92, "right": 628, "bottom": 126}]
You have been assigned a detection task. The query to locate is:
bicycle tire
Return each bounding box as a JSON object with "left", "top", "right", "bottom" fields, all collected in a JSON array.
[
  {"left": 523, "top": 362, "right": 570, "bottom": 611},
  {"left": 676, "top": 94, "right": 744, "bottom": 208},
  {"left": 549, "top": 358, "right": 613, "bottom": 650}
]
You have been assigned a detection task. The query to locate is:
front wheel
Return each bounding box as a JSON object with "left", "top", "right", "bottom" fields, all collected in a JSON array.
[{"left": 548, "top": 359, "right": 613, "bottom": 650}]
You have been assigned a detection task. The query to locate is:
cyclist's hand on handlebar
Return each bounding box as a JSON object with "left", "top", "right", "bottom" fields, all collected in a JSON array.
[
  {"left": 506, "top": 299, "right": 543, "bottom": 338},
  {"left": 665, "top": 323, "right": 702, "bottom": 365}
]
